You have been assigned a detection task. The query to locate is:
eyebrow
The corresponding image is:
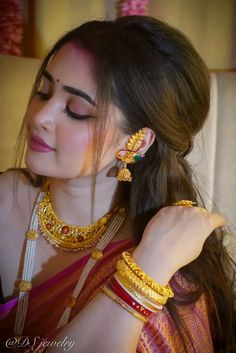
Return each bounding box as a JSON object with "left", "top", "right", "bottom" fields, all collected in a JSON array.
[{"left": 43, "top": 70, "right": 96, "bottom": 107}]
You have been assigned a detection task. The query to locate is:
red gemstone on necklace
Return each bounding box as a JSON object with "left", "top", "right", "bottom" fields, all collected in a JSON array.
[
  {"left": 62, "top": 226, "right": 70, "bottom": 234},
  {"left": 46, "top": 223, "right": 52, "bottom": 230}
]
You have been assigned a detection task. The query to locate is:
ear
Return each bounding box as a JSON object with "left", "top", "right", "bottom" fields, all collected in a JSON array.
[
  {"left": 138, "top": 128, "right": 156, "bottom": 155},
  {"left": 117, "top": 127, "right": 156, "bottom": 154}
]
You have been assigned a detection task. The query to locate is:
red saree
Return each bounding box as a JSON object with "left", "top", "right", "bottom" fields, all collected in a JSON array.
[{"left": 0, "top": 239, "right": 213, "bottom": 352}]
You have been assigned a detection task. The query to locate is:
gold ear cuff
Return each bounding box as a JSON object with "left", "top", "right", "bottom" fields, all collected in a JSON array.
[{"left": 116, "top": 128, "right": 146, "bottom": 182}]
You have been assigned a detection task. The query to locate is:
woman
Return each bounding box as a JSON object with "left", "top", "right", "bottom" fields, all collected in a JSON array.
[{"left": 0, "top": 16, "right": 235, "bottom": 353}]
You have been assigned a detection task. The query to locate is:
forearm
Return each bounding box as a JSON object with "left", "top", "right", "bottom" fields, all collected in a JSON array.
[
  {"left": 47, "top": 246, "right": 173, "bottom": 353},
  {"left": 47, "top": 291, "right": 143, "bottom": 353}
]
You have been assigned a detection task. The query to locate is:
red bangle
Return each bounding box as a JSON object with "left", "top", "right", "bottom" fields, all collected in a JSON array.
[{"left": 107, "top": 276, "right": 153, "bottom": 318}]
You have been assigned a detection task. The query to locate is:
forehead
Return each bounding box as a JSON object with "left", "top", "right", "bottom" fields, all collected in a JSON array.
[{"left": 47, "top": 42, "right": 96, "bottom": 94}]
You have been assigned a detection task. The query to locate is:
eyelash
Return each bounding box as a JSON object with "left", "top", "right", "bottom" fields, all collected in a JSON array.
[
  {"left": 35, "top": 91, "right": 92, "bottom": 121},
  {"left": 64, "top": 105, "right": 92, "bottom": 121}
]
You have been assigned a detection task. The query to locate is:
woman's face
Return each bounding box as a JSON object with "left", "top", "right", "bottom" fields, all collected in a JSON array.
[{"left": 25, "top": 42, "right": 123, "bottom": 179}]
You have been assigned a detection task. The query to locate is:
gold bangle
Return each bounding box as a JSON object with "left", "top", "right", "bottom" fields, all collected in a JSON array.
[
  {"left": 116, "top": 259, "right": 168, "bottom": 305},
  {"left": 114, "top": 272, "right": 163, "bottom": 312},
  {"left": 122, "top": 252, "right": 174, "bottom": 298},
  {"left": 101, "top": 285, "right": 147, "bottom": 323}
]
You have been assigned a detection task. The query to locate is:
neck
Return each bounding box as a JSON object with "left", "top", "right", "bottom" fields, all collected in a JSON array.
[{"left": 47, "top": 165, "right": 124, "bottom": 226}]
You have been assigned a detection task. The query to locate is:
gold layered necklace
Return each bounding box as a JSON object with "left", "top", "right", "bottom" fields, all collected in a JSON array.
[
  {"left": 38, "top": 188, "right": 117, "bottom": 252},
  {"left": 14, "top": 188, "right": 127, "bottom": 339}
]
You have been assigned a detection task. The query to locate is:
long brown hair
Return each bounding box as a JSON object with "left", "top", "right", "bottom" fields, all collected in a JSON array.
[{"left": 16, "top": 16, "right": 235, "bottom": 351}]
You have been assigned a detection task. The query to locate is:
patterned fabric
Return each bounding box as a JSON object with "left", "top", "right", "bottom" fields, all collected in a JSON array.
[{"left": 0, "top": 239, "right": 213, "bottom": 352}]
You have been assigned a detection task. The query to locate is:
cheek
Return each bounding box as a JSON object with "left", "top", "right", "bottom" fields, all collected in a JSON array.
[
  {"left": 100, "top": 127, "right": 121, "bottom": 159},
  {"left": 57, "top": 123, "right": 92, "bottom": 155}
]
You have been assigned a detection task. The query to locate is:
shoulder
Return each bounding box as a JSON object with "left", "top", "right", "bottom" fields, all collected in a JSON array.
[
  {"left": 0, "top": 168, "right": 35, "bottom": 195},
  {"left": 0, "top": 169, "right": 39, "bottom": 220}
]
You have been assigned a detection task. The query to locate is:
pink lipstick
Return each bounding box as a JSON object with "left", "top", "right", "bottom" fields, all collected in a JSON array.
[{"left": 29, "top": 134, "right": 55, "bottom": 152}]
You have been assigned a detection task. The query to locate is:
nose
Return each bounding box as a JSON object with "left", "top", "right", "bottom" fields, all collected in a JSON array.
[{"left": 28, "top": 97, "right": 60, "bottom": 131}]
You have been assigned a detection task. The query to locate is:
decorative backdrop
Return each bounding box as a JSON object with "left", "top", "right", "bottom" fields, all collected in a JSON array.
[
  {"left": 0, "top": 0, "right": 23, "bottom": 56},
  {"left": 116, "top": 0, "right": 149, "bottom": 16},
  {"left": 0, "top": 0, "right": 235, "bottom": 69}
]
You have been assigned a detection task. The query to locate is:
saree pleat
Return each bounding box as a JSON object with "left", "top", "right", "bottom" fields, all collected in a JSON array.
[{"left": 0, "top": 239, "right": 213, "bottom": 352}]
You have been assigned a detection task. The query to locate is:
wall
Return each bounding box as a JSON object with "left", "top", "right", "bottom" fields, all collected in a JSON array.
[
  {"left": 107, "top": 0, "right": 236, "bottom": 70},
  {"left": 24, "top": 0, "right": 106, "bottom": 58},
  {"left": 148, "top": 0, "right": 236, "bottom": 70}
]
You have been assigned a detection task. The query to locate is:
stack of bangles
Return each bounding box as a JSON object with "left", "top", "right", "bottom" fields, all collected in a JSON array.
[{"left": 101, "top": 251, "right": 174, "bottom": 323}]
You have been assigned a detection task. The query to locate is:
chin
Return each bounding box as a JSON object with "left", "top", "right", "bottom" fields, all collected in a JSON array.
[
  {"left": 25, "top": 161, "right": 45, "bottom": 177},
  {"left": 25, "top": 159, "right": 75, "bottom": 180},
  {"left": 25, "top": 154, "right": 49, "bottom": 177},
  {"left": 25, "top": 150, "right": 91, "bottom": 179},
  {"left": 25, "top": 148, "right": 56, "bottom": 177}
]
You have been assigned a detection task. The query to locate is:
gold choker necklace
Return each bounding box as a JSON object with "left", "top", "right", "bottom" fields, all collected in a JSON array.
[{"left": 38, "top": 190, "right": 119, "bottom": 252}]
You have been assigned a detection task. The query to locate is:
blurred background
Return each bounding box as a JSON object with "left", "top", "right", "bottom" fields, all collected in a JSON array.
[
  {"left": 0, "top": 0, "right": 235, "bottom": 236},
  {"left": 1, "top": 0, "right": 236, "bottom": 68}
]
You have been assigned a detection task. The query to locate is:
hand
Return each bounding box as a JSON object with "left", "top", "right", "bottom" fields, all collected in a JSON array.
[{"left": 133, "top": 206, "right": 226, "bottom": 285}]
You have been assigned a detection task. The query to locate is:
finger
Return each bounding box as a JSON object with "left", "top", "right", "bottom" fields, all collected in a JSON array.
[
  {"left": 210, "top": 213, "right": 227, "bottom": 228},
  {"left": 198, "top": 207, "right": 210, "bottom": 213}
]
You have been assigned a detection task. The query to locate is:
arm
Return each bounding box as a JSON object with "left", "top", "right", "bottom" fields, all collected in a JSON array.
[
  {"left": 47, "top": 256, "right": 171, "bottom": 353},
  {"left": 48, "top": 206, "right": 226, "bottom": 353}
]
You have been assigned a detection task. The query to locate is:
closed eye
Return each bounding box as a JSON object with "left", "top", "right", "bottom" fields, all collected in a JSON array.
[{"left": 64, "top": 105, "right": 93, "bottom": 120}]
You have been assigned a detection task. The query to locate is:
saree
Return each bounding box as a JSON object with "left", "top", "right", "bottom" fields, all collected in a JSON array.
[{"left": 0, "top": 239, "right": 213, "bottom": 352}]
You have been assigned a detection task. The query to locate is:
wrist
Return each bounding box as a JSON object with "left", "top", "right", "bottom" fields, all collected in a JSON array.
[{"left": 132, "top": 243, "right": 175, "bottom": 286}]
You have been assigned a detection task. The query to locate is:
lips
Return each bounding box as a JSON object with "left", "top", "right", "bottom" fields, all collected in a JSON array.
[{"left": 29, "top": 134, "right": 56, "bottom": 152}]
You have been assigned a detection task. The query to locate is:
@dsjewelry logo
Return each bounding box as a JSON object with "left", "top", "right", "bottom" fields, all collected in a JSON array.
[{"left": 5, "top": 336, "right": 77, "bottom": 351}]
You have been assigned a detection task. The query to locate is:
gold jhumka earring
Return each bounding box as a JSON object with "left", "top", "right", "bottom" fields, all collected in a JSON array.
[{"left": 116, "top": 128, "right": 147, "bottom": 182}]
